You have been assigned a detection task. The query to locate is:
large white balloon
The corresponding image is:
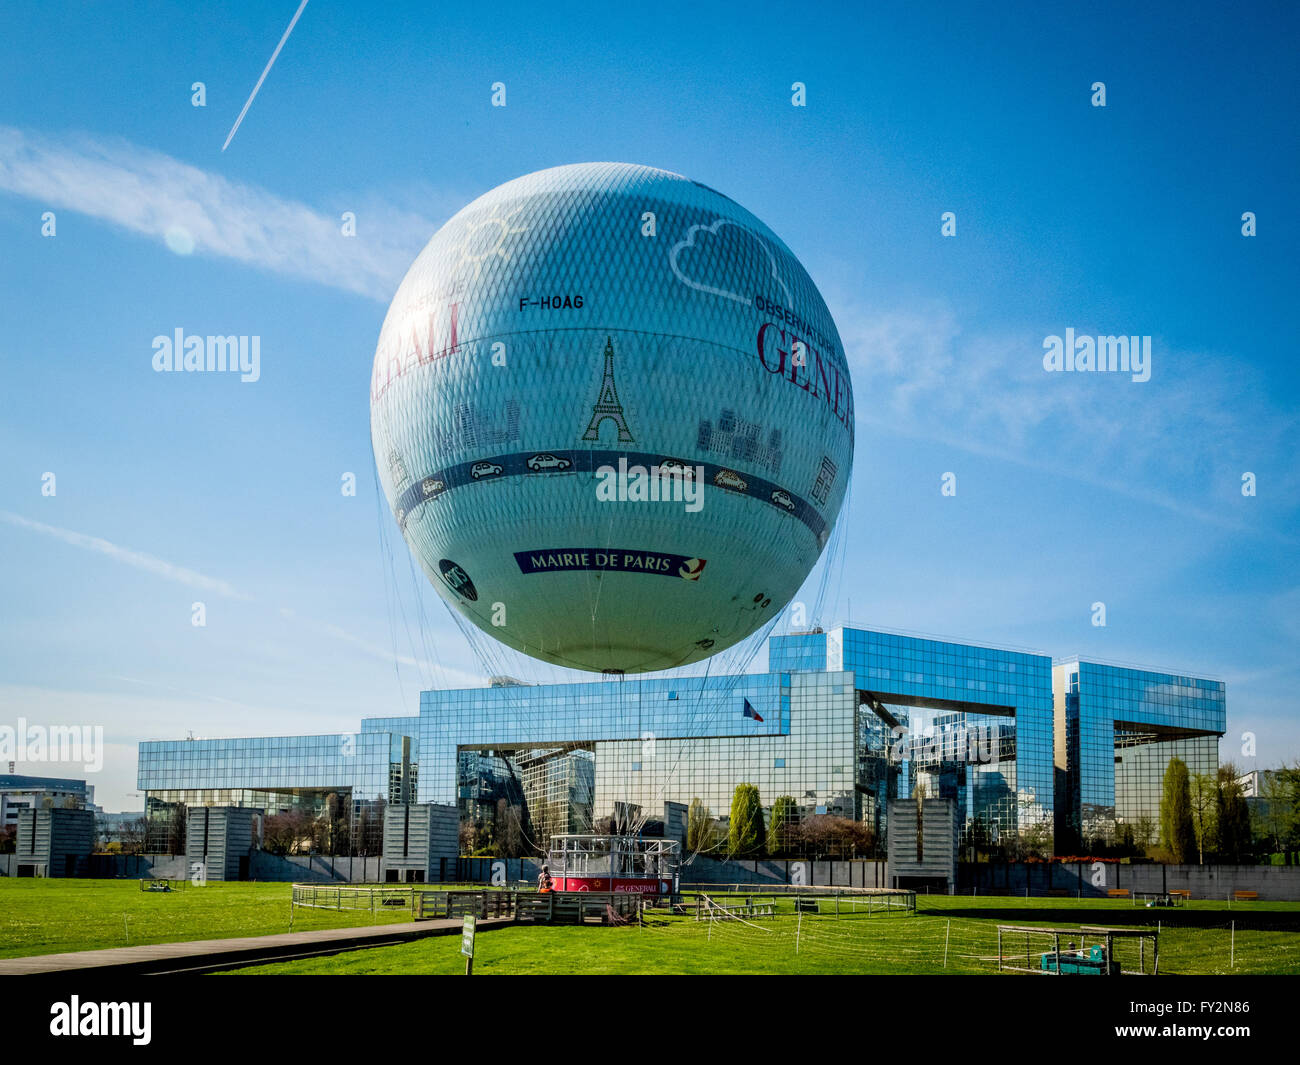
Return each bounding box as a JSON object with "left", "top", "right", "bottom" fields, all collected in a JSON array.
[{"left": 371, "top": 163, "right": 853, "bottom": 673}]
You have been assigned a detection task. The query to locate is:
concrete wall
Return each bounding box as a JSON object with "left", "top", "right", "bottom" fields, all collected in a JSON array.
[
  {"left": 7, "top": 847, "right": 1298, "bottom": 896},
  {"left": 663, "top": 802, "right": 688, "bottom": 849},
  {"left": 382, "top": 803, "right": 457, "bottom": 882},
  {"left": 675, "top": 857, "right": 890, "bottom": 887},
  {"left": 186, "top": 806, "right": 259, "bottom": 881},
  {"left": 250, "top": 852, "right": 383, "bottom": 883},
  {"left": 960, "top": 862, "right": 1300, "bottom": 901},
  {"left": 887, "top": 799, "right": 958, "bottom": 887},
  {"left": 0, "top": 850, "right": 191, "bottom": 879},
  {"left": 14, "top": 808, "right": 95, "bottom": 877}
]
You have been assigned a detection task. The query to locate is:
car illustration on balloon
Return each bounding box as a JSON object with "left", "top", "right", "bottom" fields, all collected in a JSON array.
[
  {"left": 421, "top": 477, "right": 446, "bottom": 497},
  {"left": 470, "top": 461, "right": 504, "bottom": 480},
  {"left": 658, "top": 458, "right": 696, "bottom": 480},
  {"left": 527, "top": 453, "right": 572, "bottom": 472},
  {"left": 713, "top": 468, "right": 747, "bottom": 492},
  {"left": 771, "top": 489, "right": 796, "bottom": 512}
]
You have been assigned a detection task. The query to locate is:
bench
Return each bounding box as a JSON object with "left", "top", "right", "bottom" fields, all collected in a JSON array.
[
  {"left": 1231, "top": 890, "right": 1258, "bottom": 901},
  {"left": 1107, "top": 889, "right": 1130, "bottom": 898},
  {"left": 1168, "top": 889, "right": 1191, "bottom": 901},
  {"left": 1046, "top": 888, "right": 1070, "bottom": 897}
]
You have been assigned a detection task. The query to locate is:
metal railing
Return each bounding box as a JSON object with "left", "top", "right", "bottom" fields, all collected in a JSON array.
[{"left": 289, "top": 884, "right": 645, "bottom": 925}]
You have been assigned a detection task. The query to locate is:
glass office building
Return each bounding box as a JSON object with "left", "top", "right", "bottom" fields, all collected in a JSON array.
[
  {"left": 1053, "top": 660, "right": 1226, "bottom": 850},
  {"left": 832, "top": 628, "right": 1056, "bottom": 851},
  {"left": 360, "top": 627, "right": 1061, "bottom": 853},
  {"left": 137, "top": 628, "right": 1226, "bottom": 855},
  {"left": 137, "top": 732, "right": 416, "bottom": 853}
]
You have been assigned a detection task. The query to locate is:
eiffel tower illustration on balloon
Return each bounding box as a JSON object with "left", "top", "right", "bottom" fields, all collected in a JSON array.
[{"left": 582, "top": 336, "right": 634, "bottom": 443}]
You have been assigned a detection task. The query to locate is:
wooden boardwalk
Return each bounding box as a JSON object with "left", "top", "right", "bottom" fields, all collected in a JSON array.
[{"left": 0, "top": 917, "right": 510, "bottom": 976}]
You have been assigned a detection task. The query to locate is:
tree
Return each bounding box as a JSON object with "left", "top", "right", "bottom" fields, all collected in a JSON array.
[
  {"left": 262, "top": 813, "right": 301, "bottom": 855},
  {"left": 686, "top": 798, "right": 715, "bottom": 854},
  {"left": 119, "top": 816, "right": 147, "bottom": 856},
  {"left": 1255, "top": 768, "right": 1293, "bottom": 857},
  {"left": 1215, "top": 764, "right": 1252, "bottom": 864},
  {"left": 356, "top": 798, "right": 384, "bottom": 857},
  {"left": 1160, "top": 758, "right": 1196, "bottom": 863},
  {"left": 727, "top": 784, "right": 765, "bottom": 857},
  {"left": 497, "top": 799, "right": 526, "bottom": 858},
  {"left": 797, "top": 815, "right": 875, "bottom": 858},
  {"left": 768, "top": 795, "right": 797, "bottom": 856},
  {"left": 1250, "top": 764, "right": 1300, "bottom": 862},
  {"left": 1135, "top": 814, "right": 1156, "bottom": 852},
  {"left": 1189, "top": 772, "right": 1217, "bottom": 864}
]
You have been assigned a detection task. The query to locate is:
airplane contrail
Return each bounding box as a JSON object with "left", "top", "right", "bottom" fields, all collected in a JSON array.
[{"left": 222, "top": 0, "right": 310, "bottom": 152}]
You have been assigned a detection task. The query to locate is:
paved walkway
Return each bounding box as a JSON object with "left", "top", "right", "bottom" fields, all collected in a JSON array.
[{"left": 0, "top": 917, "right": 510, "bottom": 975}]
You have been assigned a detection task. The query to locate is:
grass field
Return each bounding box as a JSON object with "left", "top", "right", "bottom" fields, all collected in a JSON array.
[
  {"left": 0, "top": 879, "right": 426, "bottom": 958},
  {"left": 3, "top": 880, "right": 1298, "bottom": 974},
  {"left": 225, "top": 893, "right": 1300, "bottom": 976}
]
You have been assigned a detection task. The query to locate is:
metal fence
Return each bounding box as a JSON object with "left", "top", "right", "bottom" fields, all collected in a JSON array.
[
  {"left": 289, "top": 883, "right": 644, "bottom": 925},
  {"left": 688, "top": 887, "right": 916, "bottom": 920}
]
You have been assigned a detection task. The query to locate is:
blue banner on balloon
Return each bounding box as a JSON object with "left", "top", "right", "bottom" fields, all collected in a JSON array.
[{"left": 514, "top": 548, "right": 708, "bottom": 581}]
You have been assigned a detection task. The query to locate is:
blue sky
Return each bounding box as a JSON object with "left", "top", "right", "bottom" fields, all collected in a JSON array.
[{"left": 1, "top": 0, "right": 1296, "bottom": 810}]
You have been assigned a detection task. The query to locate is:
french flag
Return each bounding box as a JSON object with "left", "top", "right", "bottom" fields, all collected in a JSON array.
[{"left": 743, "top": 699, "right": 764, "bottom": 723}]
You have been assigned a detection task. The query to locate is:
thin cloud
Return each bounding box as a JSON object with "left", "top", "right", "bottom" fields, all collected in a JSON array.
[
  {"left": 827, "top": 293, "right": 1299, "bottom": 541},
  {"left": 278, "top": 606, "right": 484, "bottom": 688},
  {"left": 0, "top": 124, "right": 432, "bottom": 300},
  {"left": 0, "top": 510, "right": 250, "bottom": 600}
]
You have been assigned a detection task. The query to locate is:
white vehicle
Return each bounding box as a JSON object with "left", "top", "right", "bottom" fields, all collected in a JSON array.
[
  {"left": 527, "top": 453, "right": 571, "bottom": 472},
  {"left": 713, "top": 468, "right": 747, "bottom": 492},
  {"left": 471, "top": 461, "right": 503, "bottom": 480},
  {"left": 659, "top": 458, "right": 695, "bottom": 479},
  {"left": 771, "top": 489, "right": 795, "bottom": 511},
  {"left": 421, "top": 478, "right": 446, "bottom": 496}
]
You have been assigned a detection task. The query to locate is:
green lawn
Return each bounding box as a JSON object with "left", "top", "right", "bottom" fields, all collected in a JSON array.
[
  {"left": 225, "top": 894, "right": 1300, "bottom": 976},
  {"left": 0, "top": 879, "right": 428, "bottom": 958},
  {"left": 3, "top": 881, "right": 1297, "bottom": 974}
]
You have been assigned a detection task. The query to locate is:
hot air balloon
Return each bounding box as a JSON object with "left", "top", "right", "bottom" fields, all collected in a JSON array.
[{"left": 370, "top": 163, "right": 853, "bottom": 673}]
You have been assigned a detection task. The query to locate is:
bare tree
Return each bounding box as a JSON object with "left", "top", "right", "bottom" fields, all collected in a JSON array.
[
  {"left": 120, "top": 817, "right": 148, "bottom": 855},
  {"left": 1189, "top": 773, "right": 1217, "bottom": 864}
]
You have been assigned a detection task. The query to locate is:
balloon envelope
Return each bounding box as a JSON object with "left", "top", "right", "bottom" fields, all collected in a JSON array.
[{"left": 371, "top": 162, "right": 853, "bottom": 673}]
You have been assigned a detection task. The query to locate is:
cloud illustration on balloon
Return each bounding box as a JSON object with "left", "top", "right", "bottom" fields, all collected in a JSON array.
[{"left": 668, "top": 218, "right": 794, "bottom": 307}]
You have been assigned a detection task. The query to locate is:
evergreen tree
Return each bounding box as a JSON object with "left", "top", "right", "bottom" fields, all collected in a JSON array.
[
  {"left": 1216, "top": 764, "right": 1252, "bottom": 863},
  {"left": 686, "top": 798, "right": 714, "bottom": 853},
  {"left": 768, "top": 795, "right": 797, "bottom": 856},
  {"left": 728, "top": 783, "right": 766, "bottom": 857},
  {"left": 1160, "top": 758, "right": 1196, "bottom": 863}
]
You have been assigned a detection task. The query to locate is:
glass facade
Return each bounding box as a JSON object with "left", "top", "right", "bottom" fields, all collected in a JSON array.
[
  {"left": 590, "top": 670, "right": 858, "bottom": 823},
  {"left": 134, "top": 630, "right": 1227, "bottom": 857},
  {"left": 1053, "top": 660, "right": 1226, "bottom": 849},
  {"left": 361, "top": 627, "right": 1059, "bottom": 852},
  {"left": 833, "top": 629, "right": 1056, "bottom": 851},
  {"left": 137, "top": 732, "right": 415, "bottom": 852}
]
